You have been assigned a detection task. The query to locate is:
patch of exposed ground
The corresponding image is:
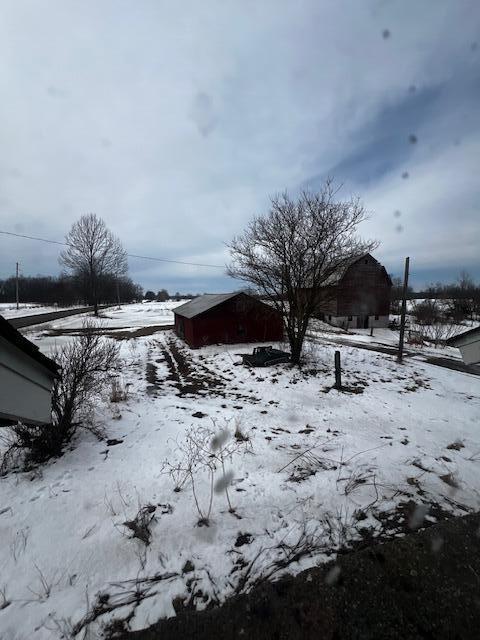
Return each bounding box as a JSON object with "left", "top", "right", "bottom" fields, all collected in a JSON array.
[
  {"left": 146, "top": 362, "right": 161, "bottom": 396},
  {"left": 153, "top": 336, "right": 259, "bottom": 401}
]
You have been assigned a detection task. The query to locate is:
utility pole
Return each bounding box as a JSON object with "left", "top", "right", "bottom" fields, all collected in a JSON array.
[
  {"left": 16, "top": 262, "right": 19, "bottom": 310},
  {"left": 397, "top": 257, "right": 410, "bottom": 363}
]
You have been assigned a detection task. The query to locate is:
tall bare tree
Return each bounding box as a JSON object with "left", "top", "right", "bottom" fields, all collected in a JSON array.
[
  {"left": 60, "top": 214, "right": 128, "bottom": 315},
  {"left": 228, "top": 181, "right": 377, "bottom": 364},
  {"left": 453, "top": 270, "right": 476, "bottom": 321}
]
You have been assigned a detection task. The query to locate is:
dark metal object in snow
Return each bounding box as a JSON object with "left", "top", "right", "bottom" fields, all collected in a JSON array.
[
  {"left": 334, "top": 350, "right": 342, "bottom": 389},
  {"left": 240, "top": 346, "right": 290, "bottom": 367}
]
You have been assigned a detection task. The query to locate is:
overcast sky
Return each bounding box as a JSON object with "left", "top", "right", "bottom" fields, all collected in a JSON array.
[{"left": 1, "top": 0, "right": 479, "bottom": 293}]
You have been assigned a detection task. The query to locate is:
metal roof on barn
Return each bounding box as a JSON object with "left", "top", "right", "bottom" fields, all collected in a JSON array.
[
  {"left": 173, "top": 292, "right": 242, "bottom": 319},
  {"left": 323, "top": 253, "right": 392, "bottom": 286},
  {"left": 322, "top": 254, "right": 370, "bottom": 286}
]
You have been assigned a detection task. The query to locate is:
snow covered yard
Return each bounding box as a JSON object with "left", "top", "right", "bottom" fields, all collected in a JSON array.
[{"left": 1, "top": 319, "right": 480, "bottom": 638}]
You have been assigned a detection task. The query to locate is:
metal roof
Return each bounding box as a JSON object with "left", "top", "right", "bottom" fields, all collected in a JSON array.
[
  {"left": 0, "top": 315, "right": 59, "bottom": 375},
  {"left": 173, "top": 292, "right": 241, "bottom": 319},
  {"left": 322, "top": 254, "right": 370, "bottom": 286},
  {"left": 322, "top": 254, "right": 392, "bottom": 286},
  {"left": 446, "top": 325, "right": 480, "bottom": 346}
]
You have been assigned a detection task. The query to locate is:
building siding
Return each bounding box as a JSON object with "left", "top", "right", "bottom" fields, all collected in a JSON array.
[
  {"left": 459, "top": 341, "right": 480, "bottom": 365},
  {"left": 328, "top": 315, "right": 390, "bottom": 329},
  {"left": 336, "top": 257, "right": 391, "bottom": 318},
  {"left": 0, "top": 338, "right": 55, "bottom": 424},
  {"left": 451, "top": 331, "right": 480, "bottom": 365}
]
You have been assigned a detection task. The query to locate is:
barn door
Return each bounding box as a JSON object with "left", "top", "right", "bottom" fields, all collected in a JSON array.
[{"left": 357, "top": 315, "right": 369, "bottom": 329}]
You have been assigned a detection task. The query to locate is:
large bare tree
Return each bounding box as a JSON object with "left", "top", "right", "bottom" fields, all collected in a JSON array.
[
  {"left": 228, "top": 181, "right": 377, "bottom": 365},
  {"left": 60, "top": 214, "right": 128, "bottom": 315}
]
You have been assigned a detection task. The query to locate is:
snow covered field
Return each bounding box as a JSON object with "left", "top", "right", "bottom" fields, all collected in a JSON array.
[
  {"left": 309, "top": 320, "right": 479, "bottom": 360},
  {"left": 0, "top": 303, "right": 81, "bottom": 319},
  {"left": 84, "top": 300, "right": 184, "bottom": 330},
  {"left": 18, "top": 302, "right": 184, "bottom": 345},
  {"left": 1, "top": 309, "right": 479, "bottom": 638},
  {"left": 323, "top": 326, "right": 463, "bottom": 358},
  {"left": 1, "top": 300, "right": 185, "bottom": 325}
]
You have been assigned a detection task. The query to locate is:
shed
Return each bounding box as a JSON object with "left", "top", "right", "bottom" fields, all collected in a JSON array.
[
  {"left": 174, "top": 292, "right": 283, "bottom": 348},
  {"left": 446, "top": 326, "right": 480, "bottom": 365},
  {"left": 0, "top": 315, "right": 58, "bottom": 425},
  {"left": 314, "top": 254, "right": 392, "bottom": 329}
]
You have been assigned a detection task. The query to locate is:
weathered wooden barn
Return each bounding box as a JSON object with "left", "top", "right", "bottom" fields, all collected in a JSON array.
[
  {"left": 0, "top": 315, "right": 58, "bottom": 425},
  {"left": 315, "top": 254, "right": 392, "bottom": 329},
  {"left": 174, "top": 292, "right": 283, "bottom": 348}
]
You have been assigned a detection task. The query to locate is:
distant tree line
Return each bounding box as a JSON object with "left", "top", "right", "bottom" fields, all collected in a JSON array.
[
  {"left": 391, "top": 271, "right": 480, "bottom": 321},
  {"left": 143, "top": 290, "right": 199, "bottom": 302},
  {"left": 0, "top": 273, "right": 143, "bottom": 306},
  {"left": 417, "top": 272, "right": 480, "bottom": 322},
  {"left": 144, "top": 289, "right": 171, "bottom": 302}
]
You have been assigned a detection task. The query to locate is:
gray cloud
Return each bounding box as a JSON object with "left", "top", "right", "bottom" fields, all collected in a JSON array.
[{"left": 0, "top": 0, "right": 479, "bottom": 291}]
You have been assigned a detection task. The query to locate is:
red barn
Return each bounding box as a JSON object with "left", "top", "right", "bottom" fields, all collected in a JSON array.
[{"left": 174, "top": 292, "right": 283, "bottom": 349}]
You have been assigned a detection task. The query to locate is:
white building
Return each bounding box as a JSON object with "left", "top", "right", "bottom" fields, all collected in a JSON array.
[
  {"left": 447, "top": 326, "right": 480, "bottom": 365},
  {"left": 0, "top": 315, "right": 58, "bottom": 425}
]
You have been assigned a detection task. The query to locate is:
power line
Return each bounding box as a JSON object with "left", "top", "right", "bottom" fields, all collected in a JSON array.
[
  {"left": 125, "top": 252, "right": 224, "bottom": 269},
  {"left": 0, "top": 229, "right": 225, "bottom": 269},
  {"left": 0, "top": 230, "right": 66, "bottom": 247}
]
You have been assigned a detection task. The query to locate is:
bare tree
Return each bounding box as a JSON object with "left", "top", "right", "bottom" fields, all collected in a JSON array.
[
  {"left": 390, "top": 275, "right": 414, "bottom": 314},
  {"left": 111, "top": 236, "right": 129, "bottom": 307},
  {"left": 451, "top": 270, "right": 476, "bottom": 321},
  {"left": 411, "top": 299, "right": 458, "bottom": 347},
  {"left": 228, "top": 181, "right": 377, "bottom": 364},
  {"left": 0, "top": 320, "right": 120, "bottom": 472},
  {"left": 60, "top": 214, "right": 128, "bottom": 315},
  {"left": 51, "top": 320, "right": 120, "bottom": 435},
  {"left": 411, "top": 299, "right": 442, "bottom": 326}
]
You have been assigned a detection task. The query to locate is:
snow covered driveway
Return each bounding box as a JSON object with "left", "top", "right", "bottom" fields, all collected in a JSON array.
[{"left": 1, "top": 325, "right": 479, "bottom": 638}]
